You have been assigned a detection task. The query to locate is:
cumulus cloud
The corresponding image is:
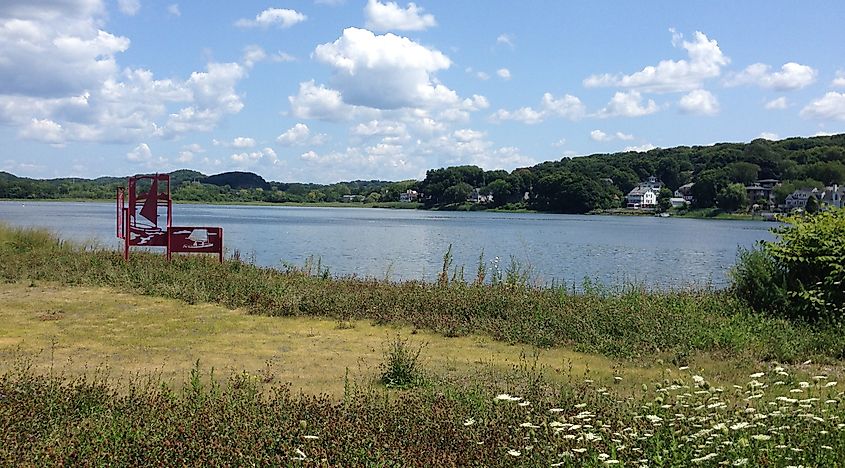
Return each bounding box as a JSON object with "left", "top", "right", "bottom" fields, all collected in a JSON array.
[
  {"left": 364, "top": 0, "right": 436, "bottom": 31},
  {"left": 678, "top": 89, "right": 719, "bottom": 115},
  {"left": 126, "top": 143, "right": 152, "bottom": 162},
  {"left": 497, "top": 68, "right": 511, "bottom": 80},
  {"left": 118, "top": 0, "right": 140, "bottom": 16},
  {"left": 833, "top": 70, "right": 845, "bottom": 88},
  {"left": 491, "top": 92, "right": 585, "bottom": 124},
  {"left": 764, "top": 96, "right": 788, "bottom": 110},
  {"left": 758, "top": 132, "right": 779, "bottom": 140},
  {"left": 624, "top": 143, "right": 657, "bottom": 153},
  {"left": 590, "top": 130, "right": 634, "bottom": 142},
  {"left": 800, "top": 92, "right": 845, "bottom": 121},
  {"left": 167, "top": 4, "right": 180, "bottom": 16},
  {"left": 231, "top": 147, "right": 279, "bottom": 166},
  {"left": 597, "top": 91, "right": 658, "bottom": 118},
  {"left": 313, "top": 27, "right": 456, "bottom": 110},
  {"left": 232, "top": 137, "right": 255, "bottom": 148},
  {"left": 351, "top": 119, "right": 407, "bottom": 138},
  {"left": 289, "top": 80, "right": 361, "bottom": 121},
  {"left": 276, "top": 123, "right": 328, "bottom": 146},
  {"left": 235, "top": 8, "right": 306, "bottom": 28},
  {"left": 726, "top": 62, "right": 817, "bottom": 90},
  {"left": 584, "top": 30, "right": 728, "bottom": 93}
]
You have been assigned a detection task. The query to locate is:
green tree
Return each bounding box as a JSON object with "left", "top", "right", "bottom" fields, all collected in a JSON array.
[
  {"left": 726, "top": 161, "right": 760, "bottom": 185},
  {"left": 657, "top": 187, "right": 673, "bottom": 212},
  {"left": 442, "top": 182, "right": 473, "bottom": 204},
  {"left": 691, "top": 169, "right": 728, "bottom": 208},
  {"left": 716, "top": 183, "right": 748, "bottom": 212},
  {"left": 484, "top": 179, "right": 512, "bottom": 207}
]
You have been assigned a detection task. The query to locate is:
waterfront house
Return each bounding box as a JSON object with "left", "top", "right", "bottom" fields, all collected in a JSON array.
[
  {"left": 784, "top": 188, "right": 821, "bottom": 210},
  {"left": 399, "top": 190, "right": 419, "bottom": 203},
  {"left": 745, "top": 179, "right": 779, "bottom": 206},
  {"left": 626, "top": 176, "right": 663, "bottom": 209},
  {"left": 468, "top": 188, "right": 493, "bottom": 204},
  {"left": 674, "top": 182, "right": 695, "bottom": 203},
  {"left": 821, "top": 184, "right": 844, "bottom": 209},
  {"left": 341, "top": 194, "right": 365, "bottom": 202}
]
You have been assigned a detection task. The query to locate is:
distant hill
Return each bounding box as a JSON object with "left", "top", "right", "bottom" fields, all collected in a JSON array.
[{"left": 202, "top": 171, "right": 270, "bottom": 190}]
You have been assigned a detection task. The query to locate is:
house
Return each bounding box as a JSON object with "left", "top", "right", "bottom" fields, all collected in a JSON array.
[
  {"left": 745, "top": 179, "right": 779, "bottom": 206},
  {"left": 399, "top": 190, "right": 419, "bottom": 203},
  {"left": 467, "top": 188, "right": 493, "bottom": 204},
  {"left": 674, "top": 182, "right": 695, "bottom": 203},
  {"left": 626, "top": 176, "right": 663, "bottom": 209},
  {"left": 821, "top": 184, "right": 844, "bottom": 209},
  {"left": 670, "top": 197, "right": 687, "bottom": 208},
  {"left": 341, "top": 194, "right": 365, "bottom": 202},
  {"left": 784, "top": 188, "right": 821, "bottom": 210}
]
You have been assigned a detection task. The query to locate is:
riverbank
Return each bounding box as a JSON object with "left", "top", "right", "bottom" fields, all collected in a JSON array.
[{"left": 2, "top": 225, "right": 844, "bottom": 465}]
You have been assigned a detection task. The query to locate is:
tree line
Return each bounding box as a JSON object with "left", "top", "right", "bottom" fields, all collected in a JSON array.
[{"left": 2, "top": 134, "right": 844, "bottom": 213}]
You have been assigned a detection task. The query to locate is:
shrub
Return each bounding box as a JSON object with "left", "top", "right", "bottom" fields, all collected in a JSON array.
[
  {"left": 732, "top": 208, "right": 845, "bottom": 321},
  {"left": 379, "top": 334, "right": 427, "bottom": 388},
  {"left": 729, "top": 247, "right": 788, "bottom": 315}
]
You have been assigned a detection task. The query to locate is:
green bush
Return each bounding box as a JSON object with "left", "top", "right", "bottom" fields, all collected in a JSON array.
[
  {"left": 732, "top": 208, "right": 845, "bottom": 320},
  {"left": 379, "top": 334, "right": 428, "bottom": 388}
]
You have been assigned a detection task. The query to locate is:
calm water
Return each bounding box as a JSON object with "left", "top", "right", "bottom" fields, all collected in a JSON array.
[{"left": 0, "top": 201, "right": 776, "bottom": 288}]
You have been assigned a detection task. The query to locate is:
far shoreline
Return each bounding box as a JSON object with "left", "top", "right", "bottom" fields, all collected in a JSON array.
[{"left": 1, "top": 198, "right": 774, "bottom": 220}]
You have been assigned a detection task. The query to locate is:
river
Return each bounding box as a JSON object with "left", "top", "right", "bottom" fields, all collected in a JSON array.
[{"left": 0, "top": 201, "right": 776, "bottom": 289}]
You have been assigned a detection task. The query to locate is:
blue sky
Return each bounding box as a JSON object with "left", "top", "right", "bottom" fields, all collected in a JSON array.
[{"left": 1, "top": 0, "right": 844, "bottom": 183}]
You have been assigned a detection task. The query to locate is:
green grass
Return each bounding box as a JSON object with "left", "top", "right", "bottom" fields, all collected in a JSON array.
[
  {"left": 1, "top": 358, "right": 843, "bottom": 466},
  {"left": 1, "top": 224, "right": 843, "bottom": 364}
]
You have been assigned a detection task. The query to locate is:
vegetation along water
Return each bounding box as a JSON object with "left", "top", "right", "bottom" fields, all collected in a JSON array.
[{"left": 1, "top": 208, "right": 844, "bottom": 465}]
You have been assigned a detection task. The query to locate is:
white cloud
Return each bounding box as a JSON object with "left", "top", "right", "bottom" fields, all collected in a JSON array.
[
  {"left": 624, "top": 143, "right": 657, "bottom": 153},
  {"left": 590, "top": 129, "right": 609, "bottom": 142},
  {"left": 155, "top": 62, "right": 245, "bottom": 138},
  {"left": 597, "top": 91, "right": 658, "bottom": 118},
  {"left": 590, "top": 130, "right": 634, "bottom": 142},
  {"left": 726, "top": 62, "right": 817, "bottom": 90},
  {"left": 18, "top": 118, "right": 65, "bottom": 145},
  {"left": 313, "top": 27, "right": 457, "bottom": 110},
  {"left": 118, "top": 0, "right": 140, "bottom": 16},
  {"left": 232, "top": 137, "right": 255, "bottom": 148},
  {"left": 231, "top": 147, "right": 279, "bottom": 166},
  {"left": 584, "top": 30, "right": 728, "bottom": 93},
  {"left": 764, "top": 96, "right": 789, "bottom": 110},
  {"left": 758, "top": 132, "right": 779, "bottom": 140},
  {"left": 126, "top": 143, "right": 152, "bottom": 162},
  {"left": 491, "top": 92, "right": 585, "bottom": 124},
  {"left": 497, "top": 68, "right": 511, "bottom": 80},
  {"left": 167, "top": 4, "right": 180, "bottom": 17},
  {"left": 800, "top": 92, "right": 845, "bottom": 121},
  {"left": 678, "top": 89, "right": 719, "bottom": 115},
  {"left": 364, "top": 0, "right": 436, "bottom": 32},
  {"left": 235, "top": 8, "right": 306, "bottom": 29},
  {"left": 552, "top": 138, "right": 567, "bottom": 147},
  {"left": 832, "top": 70, "right": 845, "bottom": 88},
  {"left": 276, "top": 123, "right": 327, "bottom": 146},
  {"left": 289, "top": 80, "right": 362, "bottom": 121},
  {"left": 496, "top": 34, "right": 514, "bottom": 48}
]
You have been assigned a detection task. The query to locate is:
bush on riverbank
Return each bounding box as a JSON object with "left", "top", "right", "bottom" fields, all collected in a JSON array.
[{"left": 731, "top": 208, "right": 845, "bottom": 321}]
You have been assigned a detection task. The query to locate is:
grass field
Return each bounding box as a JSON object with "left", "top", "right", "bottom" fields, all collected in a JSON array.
[{"left": 2, "top": 224, "right": 844, "bottom": 465}]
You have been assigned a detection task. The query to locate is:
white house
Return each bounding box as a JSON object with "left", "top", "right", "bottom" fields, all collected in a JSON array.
[
  {"left": 626, "top": 176, "right": 662, "bottom": 209},
  {"left": 399, "top": 190, "right": 419, "bottom": 203}
]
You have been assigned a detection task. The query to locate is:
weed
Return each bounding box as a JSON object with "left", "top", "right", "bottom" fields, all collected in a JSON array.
[{"left": 379, "top": 333, "right": 428, "bottom": 388}]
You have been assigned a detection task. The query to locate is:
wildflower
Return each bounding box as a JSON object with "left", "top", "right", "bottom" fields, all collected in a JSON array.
[
  {"left": 291, "top": 448, "right": 307, "bottom": 461},
  {"left": 646, "top": 415, "right": 663, "bottom": 424},
  {"left": 302, "top": 435, "right": 319, "bottom": 440},
  {"left": 572, "top": 448, "right": 587, "bottom": 454},
  {"left": 730, "top": 422, "right": 750, "bottom": 430},
  {"left": 813, "top": 375, "right": 828, "bottom": 380},
  {"left": 750, "top": 372, "right": 765, "bottom": 379},
  {"left": 693, "top": 375, "right": 705, "bottom": 385},
  {"left": 691, "top": 453, "right": 717, "bottom": 463},
  {"left": 822, "top": 445, "right": 833, "bottom": 450},
  {"left": 826, "top": 381, "right": 838, "bottom": 387},
  {"left": 574, "top": 403, "right": 587, "bottom": 409},
  {"left": 605, "top": 460, "right": 620, "bottom": 465},
  {"left": 733, "top": 459, "right": 748, "bottom": 466},
  {"left": 507, "top": 449, "right": 521, "bottom": 457},
  {"left": 549, "top": 408, "right": 565, "bottom": 413},
  {"left": 751, "top": 434, "right": 771, "bottom": 441},
  {"left": 520, "top": 422, "right": 541, "bottom": 429},
  {"left": 614, "top": 376, "right": 622, "bottom": 382},
  {"left": 803, "top": 359, "right": 812, "bottom": 365},
  {"left": 798, "top": 381, "right": 810, "bottom": 388},
  {"left": 679, "top": 366, "right": 690, "bottom": 370},
  {"left": 494, "top": 393, "right": 521, "bottom": 402},
  {"left": 463, "top": 418, "right": 476, "bottom": 426},
  {"left": 518, "top": 401, "right": 531, "bottom": 407}
]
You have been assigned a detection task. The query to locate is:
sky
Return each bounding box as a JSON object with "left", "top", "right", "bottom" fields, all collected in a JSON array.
[{"left": 1, "top": 1, "right": 844, "bottom": 184}]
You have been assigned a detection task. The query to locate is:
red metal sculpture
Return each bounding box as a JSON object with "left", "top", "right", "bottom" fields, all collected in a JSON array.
[{"left": 117, "top": 174, "right": 223, "bottom": 262}]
